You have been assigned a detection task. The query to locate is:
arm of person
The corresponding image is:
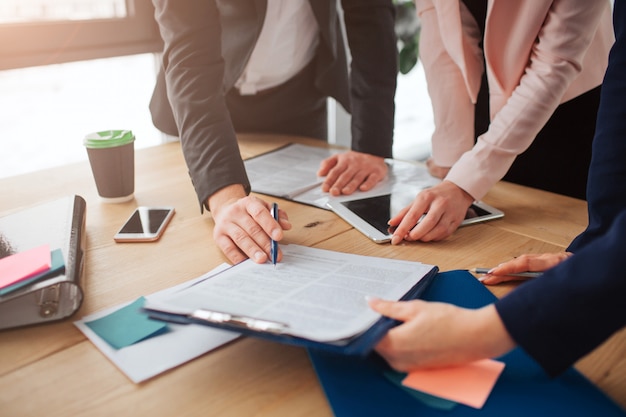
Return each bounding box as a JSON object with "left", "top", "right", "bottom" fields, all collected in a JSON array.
[
  {"left": 318, "top": 0, "right": 397, "bottom": 196},
  {"left": 391, "top": 1, "right": 608, "bottom": 243},
  {"left": 207, "top": 184, "right": 291, "bottom": 265},
  {"left": 152, "top": 0, "right": 251, "bottom": 210},
  {"left": 373, "top": 214, "right": 625, "bottom": 375},
  {"left": 369, "top": 299, "right": 516, "bottom": 371},
  {"left": 372, "top": 216, "right": 626, "bottom": 376},
  {"left": 445, "top": 1, "right": 609, "bottom": 200},
  {"left": 495, "top": 212, "right": 626, "bottom": 376},
  {"left": 417, "top": 0, "right": 481, "bottom": 171},
  {"left": 154, "top": 2, "right": 286, "bottom": 263},
  {"left": 384, "top": 0, "right": 481, "bottom": 244},
  {"left": 497, "top": 4, "right": 626, "bottom": 375}
]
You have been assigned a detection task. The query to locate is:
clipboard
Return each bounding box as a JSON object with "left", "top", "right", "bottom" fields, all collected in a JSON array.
[
  {"left": 143, "top": 245, "right": 438, "bottom": 357},
  {"left": 145, "top": 266, "right": 436, "bottom": 356}
]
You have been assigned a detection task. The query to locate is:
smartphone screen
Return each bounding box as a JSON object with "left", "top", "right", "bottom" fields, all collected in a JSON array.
[{"left": 114, "top": 207, "right": 175, "bottom": 242}]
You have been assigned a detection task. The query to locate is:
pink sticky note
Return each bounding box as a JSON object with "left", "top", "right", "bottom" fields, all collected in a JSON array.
[
  {"left": 0, "top": 244, "right": 51, "bottom": 289},
  {"left": 402, "top": 359, "right": 505, "bottom": 409}
]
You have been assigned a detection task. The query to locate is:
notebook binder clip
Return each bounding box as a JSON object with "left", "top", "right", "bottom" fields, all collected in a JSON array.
[{"left": 38, "top": 283, "right": 61, "bottom": 317}]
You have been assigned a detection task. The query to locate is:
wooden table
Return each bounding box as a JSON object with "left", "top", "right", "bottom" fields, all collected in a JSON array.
[{"left": 1, "top": 134, "right": 624, "bottom": 416}]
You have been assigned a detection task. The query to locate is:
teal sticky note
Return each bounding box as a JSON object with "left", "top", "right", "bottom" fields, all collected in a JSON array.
[
  {"left": 85, "top": 297, "right": 169, "bottom": 349},
  {"left": 0, "top": 248, "right": 65, "bottom": 296},
  {"left": 383, "top": 370, "right": 458, "bottom": 411}
]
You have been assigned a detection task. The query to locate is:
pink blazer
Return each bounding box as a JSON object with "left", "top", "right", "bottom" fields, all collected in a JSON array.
[{"left": 416, "top": 0, "right": 614, "bottom": 199}]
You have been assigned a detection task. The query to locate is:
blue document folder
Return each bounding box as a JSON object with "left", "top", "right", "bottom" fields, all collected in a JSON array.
[{"left": 308, "top": 270, "right": 625, "bottom": 416}]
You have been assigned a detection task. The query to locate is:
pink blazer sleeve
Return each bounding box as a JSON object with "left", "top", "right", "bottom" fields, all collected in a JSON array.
[
  {"left": 417, "top": 0, "right": 482, "bottom": 167},
  {"left": 419, "top": 0, "right": 613, "bottom": 200}
]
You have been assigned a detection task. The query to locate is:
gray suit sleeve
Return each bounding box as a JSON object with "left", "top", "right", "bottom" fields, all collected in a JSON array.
[{"left": 151, "top": 0, "right": 250, "bottom": 211}]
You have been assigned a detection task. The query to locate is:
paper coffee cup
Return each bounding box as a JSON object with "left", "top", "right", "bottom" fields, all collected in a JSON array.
[{"left": 84, "top": 130, "right": 135, "bottom": 203}]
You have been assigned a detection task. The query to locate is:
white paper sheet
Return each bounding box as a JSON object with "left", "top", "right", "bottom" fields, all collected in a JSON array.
[
  {"left": 244, "top": 143, "right": 339, "bottom": 200},
  {"left": 244, "top": 143, "right": 440, "bottom": 208},
  {"left": 145, "top": 245, "right": 435, "bottom": 343},
  {"left": 74, "top": 264, "right": 240, "bottom": 384}
]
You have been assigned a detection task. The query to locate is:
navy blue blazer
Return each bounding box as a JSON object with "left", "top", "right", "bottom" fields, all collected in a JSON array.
[
  {"left": 496, "top": 0, "right": 626, "bottom": 377},
  {"left": 149, "top": 0, "right": 397, "bottom": 209}
]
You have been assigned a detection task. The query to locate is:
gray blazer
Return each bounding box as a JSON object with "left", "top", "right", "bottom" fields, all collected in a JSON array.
[{"left": 149, "top": 0, "right": 397, "bottom": 209}]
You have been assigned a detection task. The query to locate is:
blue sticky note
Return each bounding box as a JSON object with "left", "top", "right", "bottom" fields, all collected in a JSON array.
[
  {"left": 383, "top": 370, "right": 458, "bottom": 411},
  {"left": 85, "top": 297, "right": 169, "bottom": 349},
  {"left": 0, "top": 248, "right": 65, "bottom": 296}
]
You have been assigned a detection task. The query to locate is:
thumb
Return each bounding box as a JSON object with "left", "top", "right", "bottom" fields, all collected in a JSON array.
[{"left": 368, "top": 297, "right": 419, "bottom": 322}]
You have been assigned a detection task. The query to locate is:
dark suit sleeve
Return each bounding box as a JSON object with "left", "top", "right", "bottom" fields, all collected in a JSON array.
[
  {"left": 495, "top": 1, "right": 626, "bottom": 377},
  {"left": 567, "top": 1, "right": 626, "bottom": 254},
  {"left": 151, "top": 0, "right": 250, "bottom": 211},
  {"left": 496, "top": 215, "right": 626, "bottom": 377},
  {"left": 341, "top": 0, "right": 398, "bottom": 158}
]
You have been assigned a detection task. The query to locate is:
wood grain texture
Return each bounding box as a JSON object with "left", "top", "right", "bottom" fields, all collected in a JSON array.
[{"left": 0, "top": 135, "right": 622, "bottom": 415}]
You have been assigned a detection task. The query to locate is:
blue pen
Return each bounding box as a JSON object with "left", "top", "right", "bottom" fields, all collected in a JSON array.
[{"left": 270, "top": 203, "right": 279, "bottom": 267}]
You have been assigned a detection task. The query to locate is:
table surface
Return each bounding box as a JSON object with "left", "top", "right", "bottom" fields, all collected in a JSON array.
[{"left": 1, "top": 134, "right": 624, "bottom": 416}]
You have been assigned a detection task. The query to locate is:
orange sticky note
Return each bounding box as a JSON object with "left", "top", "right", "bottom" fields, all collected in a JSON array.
[
  {"left": 0, "top": 244, "right": 51, "bottom": 289},
  {"left": 402, "top": 359, "right": 505, "bottom": 409}
]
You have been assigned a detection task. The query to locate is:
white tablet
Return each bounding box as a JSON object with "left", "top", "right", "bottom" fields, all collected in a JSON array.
[{"left": 326, "top": 192, "right": 504, "bottom": 243}]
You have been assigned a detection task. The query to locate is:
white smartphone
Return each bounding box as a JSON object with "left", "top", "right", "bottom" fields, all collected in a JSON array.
[
  {"left": 114, "top": 206, "right": 175, "bottom": 242},
  {"left": 326, "top": 193, "right": 503, "bottom": 244}
]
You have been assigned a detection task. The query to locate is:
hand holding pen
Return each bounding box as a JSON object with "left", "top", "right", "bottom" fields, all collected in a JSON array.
[
  {"left": 471, "top": 268, "right": 542, "bottom": 278},
  {"left": 470, "top": 267, "right": 542, "bottom": 286},
  {"left": 471, "top": 251, "right": 573, "bottom": 285}
]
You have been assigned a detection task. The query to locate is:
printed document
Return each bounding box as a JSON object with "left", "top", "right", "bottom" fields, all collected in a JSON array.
[
  {"left": 244, "top": 143, "right": 440, "bottom": 208},
  {"left": 145, "top": 244, "right": 435, "bottom": 343}
]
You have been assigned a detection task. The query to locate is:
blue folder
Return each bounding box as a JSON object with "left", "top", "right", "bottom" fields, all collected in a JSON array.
[{"left": 308, "top": 270, "right": 625, "bottom": 416}]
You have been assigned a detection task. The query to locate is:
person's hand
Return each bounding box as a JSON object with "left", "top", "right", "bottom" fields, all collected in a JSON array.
[
  {"left": 480, "top": 252, "right": 573, "bottom": 285},
  {"left": 389, "top": 181, "right": 474, "bottom": 244},
  {"left": 318, "top": 151, "right": 387, "bottom": 196},
  {"left": 426, "top": 157, "right": 450, "bottom": 179},
  {"left": 368, "top": 298, "right": 515, "bottom": 371},
  {"left": 208, "top": 184, "right": 291, "bottom": 264}
]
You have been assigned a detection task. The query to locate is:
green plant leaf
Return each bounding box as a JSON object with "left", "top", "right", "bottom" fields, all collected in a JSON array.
[{"left": 399, "top": 45, "right": 418, "bottom": 74}]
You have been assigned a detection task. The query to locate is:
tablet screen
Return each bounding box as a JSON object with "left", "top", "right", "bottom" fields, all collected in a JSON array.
[
  {"left": 334, "top": 194, "right": 503, "bottom": 240},
  {"left": 340, "top": 195, "right": 396, "bottom": 235}
]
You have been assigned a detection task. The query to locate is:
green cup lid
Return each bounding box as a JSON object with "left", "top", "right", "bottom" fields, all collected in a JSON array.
[{"left": 84, "top": 130, "right": 135, "bottom": 148}]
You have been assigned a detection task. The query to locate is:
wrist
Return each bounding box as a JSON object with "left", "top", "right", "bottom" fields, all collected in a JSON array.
[
  {"left": 442, "top": 180, "right": 475, "bottom": 205},
  {"left": 472, "top": 305, "right": 517, "bottom": 359},
  {"left": 208, "top": 184, "right": 247, "bottom": 216}
]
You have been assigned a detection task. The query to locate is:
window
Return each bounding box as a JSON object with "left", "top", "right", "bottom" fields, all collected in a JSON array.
[
  {"left": 0, "top": 0, "right": 162, "bottom": 70},
  {"left": 0, "top": 0, "right": 164, "bottom": 179}
]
